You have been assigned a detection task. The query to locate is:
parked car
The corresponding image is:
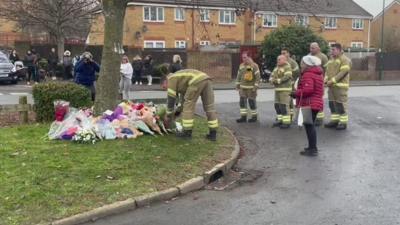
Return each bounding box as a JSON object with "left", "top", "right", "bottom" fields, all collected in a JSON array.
[
  {"left": 10, "top": 61, "right": 27, "bottom": 81},
  {"left": 0, "top": 52, "right": 18, "bottom": 84}
]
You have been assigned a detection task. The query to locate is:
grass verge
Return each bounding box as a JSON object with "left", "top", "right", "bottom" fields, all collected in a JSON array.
[{"left": 0, "top": 119, "right": 234, "bottom": 225}]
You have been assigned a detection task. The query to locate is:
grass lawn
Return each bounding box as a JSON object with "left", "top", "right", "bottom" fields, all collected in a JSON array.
[{"left": 0, "top": 119, "right": 234, "bottom": 225}]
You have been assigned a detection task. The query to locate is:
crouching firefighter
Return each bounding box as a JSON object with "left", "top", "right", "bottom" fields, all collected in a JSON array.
[
  {"left": 236, "top": 52, "right": 261, "bottom": 123},
  {"left": 162, "top": 68, "right": 219, "bottom": 141},
  {"left": 270, "top": 55, "right": 293, "bottom": 129}
]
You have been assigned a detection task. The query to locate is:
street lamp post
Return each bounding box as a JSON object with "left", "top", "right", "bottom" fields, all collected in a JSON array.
[{"left": 379, "top": 0, "right": 385, "bottom": 80}]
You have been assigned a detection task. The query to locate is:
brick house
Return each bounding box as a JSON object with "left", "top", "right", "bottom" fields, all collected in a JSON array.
[
  {"left": 87, "top": 0, "right": 373, "bottom": 49},
  {"left": 370, "top": 0, "right": 400, "bottom": 50}
]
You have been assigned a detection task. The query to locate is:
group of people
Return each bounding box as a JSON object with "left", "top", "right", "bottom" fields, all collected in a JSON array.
[
  {"left": 119, "top": 54, "right": 183, "bottom": 100},
  {"left": 8, "top": 48, "right": 81, "bottom": 85},
  {"left": 235, "top": 42, "right": 351, "bottom": 156}
]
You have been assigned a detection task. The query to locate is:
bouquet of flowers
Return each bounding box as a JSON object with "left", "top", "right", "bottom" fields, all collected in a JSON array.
[{"left": 72, "top": 129, "right": 97, "bottom": 144}]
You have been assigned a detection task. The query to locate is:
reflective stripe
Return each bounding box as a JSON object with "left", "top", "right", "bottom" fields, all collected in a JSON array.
[
  {"left": 277, "top": 115, "right": 283, "bottom": 121},
  {"left": 340, "top": 65, "right": 350, "bottom": 72},
  {"left": 284, "top": 72, "right": 292, "bottom": 76},
  {"left": 330, "top": 114, "right": 340, "bottom": 121},
  {"left": 240, "top": 85, "right": 255, "bottom": 89},
  {"left": 166, "top": 109, "right": 174, "bottom": 115},
  {"left": 208, "top": 120, "right": 219, "bottom": 128},
  {"left": 331, "top": 77, "right": 337, "bottom": 84},
  {"left": 317, "top": 112, "right": 325, "bottom": 119},
  {"left": 282, "top": 115, "right": 291, "bottom": 124},
  {"left": 334, "top": 83, "right": 349, "bottom": 88},
  {"left": 182, "top": 119, "right": 194, "bottom": 127},
  {"left": 240, "top": 108, "right": 248, "bottom": 115},
  {"left": 235, "top": 82, "right": 240, "bottom": 85},
  {"left": 168, "top": 88, "right": 176, "bottom": 97},
  {"left": 251, "top": 110, "right": 257, "bottom": 115},
  {"left": 169, "top": 72, "right": 207, "bottom": 85},
  {"left": 340, "top": 115, "right": 349, "bottom": 122},
  {"left": 275, "top": 88, "right": 292, "bottom": 92}
]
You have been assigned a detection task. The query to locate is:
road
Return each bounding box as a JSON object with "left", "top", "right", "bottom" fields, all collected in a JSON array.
[{"left": 79, "top": 86, "right": 400, "bottom": 225}]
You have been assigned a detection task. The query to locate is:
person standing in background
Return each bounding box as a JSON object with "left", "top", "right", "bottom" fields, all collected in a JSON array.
[
  {"left": 63, "top": 50, "right": 73, "bottom": 80},
  {"left": 48, "top": 48, "right": 59, "bottom": 79},
  {"left": 120, "top": 55, "right": 133, "bottom": 100},
  {"left": 169, "top": 54, "right": 183, "bottom": 73},
  {"left": 9, "top": 49, "right": 20, "bottom": 64},
  {"left": 143, "top": 55, "right": 153, "bottom": 86},
  {"left": 131, "top": 55, "right": 143, "bottom": 85}
]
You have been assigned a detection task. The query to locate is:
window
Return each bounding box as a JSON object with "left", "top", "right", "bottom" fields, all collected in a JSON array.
[
  {"left": 295, "top": 15, "right": 309, "bottom": 26},
  {"left": 352, "top": 19, "right": 364, "bottom": 30},
  {"left": 351, "top": 42, "right": 363, "bottom": 48},
  {"left": 200, "top": 40, "right": 211, "bottom": 46},
  {"left": 175, "top": 40, "right": 186, "bottom": 48},
  {"left": 263, "top": 14, "right": 277, "bottom": 27},
  {"left": 200, "top": 9, "right": 210, "bottom": 22},
  {"left": 325, "top": 17, "right": 337, "bottom": 29},
  {"left": 219, "top": 10, "right": 236, "bottom": 24},
  {"left": 175, "top": 8, "right": 185, "bottom": 21},
  {"left": 144, "top": 40, "right": 165, "bottom": 48},
  {"left": 143, "top": 6, "right": 164, "bottom": 22}
]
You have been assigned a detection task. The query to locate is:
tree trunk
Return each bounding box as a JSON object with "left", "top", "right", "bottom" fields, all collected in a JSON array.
[
  {"left": 94, "top": 0, "right": 128, "bottom": 114},
  {"left": 57, "top": 37, "right": 65, "bottom": 63}
]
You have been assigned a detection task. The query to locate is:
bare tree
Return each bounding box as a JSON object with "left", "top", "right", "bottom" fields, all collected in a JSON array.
[
  {"left": 94, "top": 0, "right": 129, "bottom": 114},
  {"left": 0, "top": 0, "right": 99, "bottom": 60}
]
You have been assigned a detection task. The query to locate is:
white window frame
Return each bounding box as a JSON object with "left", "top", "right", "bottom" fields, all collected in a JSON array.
[
  {"left": 352, "top": 19, "right": 364, "bottom": 30},
  {"left": 143, "top": 6, "right": 164, "bottom": 22},
  {"left": 262, "top": 14, "right": 278, "bottom": 28},
  {"left": 351, "top": 42, "right": 363, "bottom": 48},
  {"left": 199, "top": 40, "right": 211, "bottom": 46},
  {"left": 175, "top": 40, "right": 186, "bottom": 48},
  {"left": 175, "top": 8, "right": 185, "bottom": 21},
  {"left": 144, "top": 40, "right": 165, "bottom": 48},
  {"left": 328, "top": 42, "right": 336, "bottom": 47},
  {"left": 295, "top": 15, "right": 309, "bottom": 26},
  {"left": 219, "top": 10, "right": 236, "bottom": 25},
  {"left": 325, "top": 17, "right": 337, "bottom": 29},
  {"left": 200, "top": 9, "right": 210, "bottom": 22}
]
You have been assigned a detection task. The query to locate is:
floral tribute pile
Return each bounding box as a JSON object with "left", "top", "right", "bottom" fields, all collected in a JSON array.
[{"left": 48, "top": 100, "right": 175, "bottom": 144}]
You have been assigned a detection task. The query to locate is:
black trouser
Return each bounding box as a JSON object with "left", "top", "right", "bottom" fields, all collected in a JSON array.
[
  {"left": 27, "top": 66, "right": 38, "bottom": 82},
  {"left": 64, "top": 65, "right": 72, "bottom": 80},
  {"left": 132, "top": 70, "right": 142, "bottom": 83},
  {"left": 304, "top": 110, "right": 319, "bottom": 149}
]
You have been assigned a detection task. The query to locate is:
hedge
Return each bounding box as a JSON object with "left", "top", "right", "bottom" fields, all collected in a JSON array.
[{"left": 32, "top": 82, "right": 92, "bottom": 122}]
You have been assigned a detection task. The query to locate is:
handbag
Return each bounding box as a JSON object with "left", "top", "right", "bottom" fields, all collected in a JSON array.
[{"left": 294, "top": 92, "right": 314, "bottom": 126}]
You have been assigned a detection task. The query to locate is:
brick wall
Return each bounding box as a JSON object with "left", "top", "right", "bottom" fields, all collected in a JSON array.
[{"left": 187, "top": 51, "right": 232, "bottom": 82}]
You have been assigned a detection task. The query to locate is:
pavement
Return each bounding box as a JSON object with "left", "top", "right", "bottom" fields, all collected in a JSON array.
[
  {"left": 79, "top": 86, "right": 400, "bottom": 225},
  {"left": 1, "top": 80, "right": 400, "bottom": 105}
]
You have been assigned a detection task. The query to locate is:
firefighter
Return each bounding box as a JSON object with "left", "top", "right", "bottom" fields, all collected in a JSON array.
[
  {"left": 162, "top": 68, "right": 218, "bottom": 141},
  {"left": 324, "top": 43, "right": 351, "bottom": 130},
  {"left": 281, "top": 47, "right": 299, "bottom": 120},
  {"left": 235, "top": 52, "right": 261, "bottom": 123},
  {"left": 270, "top": 55, "right": 293, "bottom": 129},
  {"left": 309, "top": 42, "right": 329, "bottom": 126}
]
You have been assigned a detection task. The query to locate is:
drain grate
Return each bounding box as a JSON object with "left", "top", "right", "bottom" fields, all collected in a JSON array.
[{"left": 205, "top": 168, "right": 264, "bottom": 191}]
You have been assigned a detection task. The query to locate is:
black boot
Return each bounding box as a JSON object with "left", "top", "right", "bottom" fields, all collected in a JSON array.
[
  {"left": 176, "top": 130, "right": 192, "bottom": 139},
  {"left": 324, "top": 121, "right": 338, "bottom": 128},
  {"left": 300, "top": 148, "right": 318, "bottom": 157},
  {"left": 280, "top": 123, "right": 290, "bottom": 129},
  {"left": 248, "top": 116, "right": 257, "bottom": 123},
  {"left": 272, "top": 120, "right": 282, "bottom": 127},
  {"left": 206, "top": 130, "right": 217, "bottom": 141},
  {"left": 236, "top": 116, "right": 247, "bottom": 123},
  {"left": 336, "top": 123, "right": 347, "bottom": 130}
]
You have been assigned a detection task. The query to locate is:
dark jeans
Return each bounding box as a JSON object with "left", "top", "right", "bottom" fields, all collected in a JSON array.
[
  {"left": 64, "top": 65, "right": 72, "bottom": 80},
  {"left": 83, "top": 84, "right": 96, "bottom": 101},
  {"left": 304, "top": 110, "right": 319, "bottom": 149},
  {"left": 27, "top": 66, "right": 38, "bottom": 82},
  {"left": 132, "top": 70, "right": 142, "bottom": 83}
]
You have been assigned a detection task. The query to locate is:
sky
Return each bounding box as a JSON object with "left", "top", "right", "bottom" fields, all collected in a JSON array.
[{"left": 353, "top": 0, "right": 396, "bottom": 16}]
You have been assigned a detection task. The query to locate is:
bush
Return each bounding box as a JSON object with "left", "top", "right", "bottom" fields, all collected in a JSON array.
[
  {"left": 261, "top": 24, "right": 329, "bottom": 70},
  {"left": 32, "top": 82, "right": 92, "bottom": 122}
]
